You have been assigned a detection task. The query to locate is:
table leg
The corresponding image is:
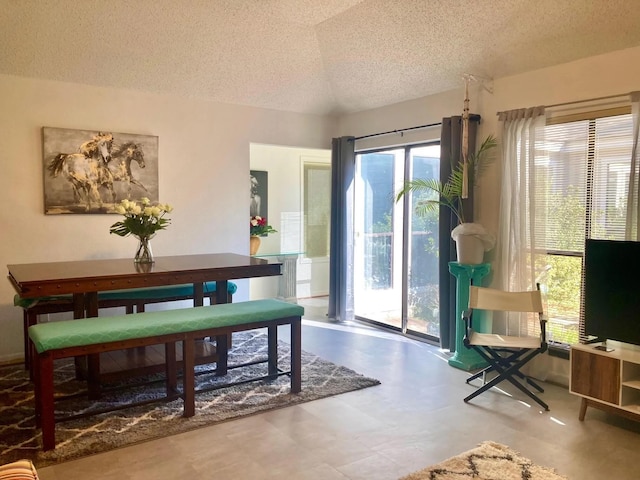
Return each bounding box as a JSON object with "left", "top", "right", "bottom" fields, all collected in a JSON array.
[
  {"left": 183, "top": 338, "right": 195, "bottom": 417},
  {"left": 213, "top": 280, "right": 232, "bottom": 349},
  {"left": 290, "top": 318, "right": 302, "bottom": 393},
  {"left": 277, "top": 256, "right": 298, "bottom": 301},
  {"left": 72, "top": 293, "right": 87, "bottom": 380},
  {"left": 193, "top": 282, "right": 204, "bottom": 307},
  {"left": 85, "top": 292, "right": 99, "bottom": 318},
  {"left": 39, "top": 353, "right": 56, "bottom": 451},
  {"left": 216, "top": 280, "right": 228, "bottom": 304},
  {"left": 83, "top": 292, "right": 102, "bottom": 398}
]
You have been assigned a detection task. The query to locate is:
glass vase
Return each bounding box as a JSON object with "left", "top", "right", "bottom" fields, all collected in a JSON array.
[{"left": 134, "top": 235, "right": 154, "bottom": 264}]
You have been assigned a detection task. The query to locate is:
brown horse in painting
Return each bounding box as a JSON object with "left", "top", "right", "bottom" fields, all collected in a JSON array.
[{"left": 108, "top": 142, "right": 148, "bottom": 198}]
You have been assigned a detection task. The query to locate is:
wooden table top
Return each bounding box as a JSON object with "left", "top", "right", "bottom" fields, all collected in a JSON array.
[{"left": 8, "top": 253, "right": 282, "bottom": 298}]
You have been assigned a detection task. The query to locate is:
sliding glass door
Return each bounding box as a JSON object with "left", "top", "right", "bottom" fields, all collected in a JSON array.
[{"left": 353, "top": 143, "right": 440, "bottom": 340}]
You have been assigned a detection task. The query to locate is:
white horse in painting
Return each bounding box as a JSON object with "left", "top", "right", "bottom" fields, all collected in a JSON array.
[{"left": 48, "top": 132, "right": 115, "bottom": 210}]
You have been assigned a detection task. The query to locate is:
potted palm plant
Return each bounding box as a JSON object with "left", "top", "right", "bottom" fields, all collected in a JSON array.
[{"left": 396, "top": 135, "right": 497, "bottom": 264}]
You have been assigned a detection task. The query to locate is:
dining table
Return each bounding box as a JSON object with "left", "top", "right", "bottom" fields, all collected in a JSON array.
[
  {"left": 8, "top": 252, "right": 282, "bottom": 314},
  {"left": 7, "top": 252, "right": 283, "bottom": 392}
]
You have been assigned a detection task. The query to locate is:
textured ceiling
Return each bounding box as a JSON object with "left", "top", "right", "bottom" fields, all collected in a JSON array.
[{"left": 2, "top": 0, "right": 640, "bottom": 115}]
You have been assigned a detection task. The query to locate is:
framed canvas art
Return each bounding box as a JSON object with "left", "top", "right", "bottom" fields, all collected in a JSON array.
[
  {"left": 42, "top": 127, "right": 159, "bottom": 214},
  {"left": 250, "top": 170, "right": 268, "bottom": 219}
]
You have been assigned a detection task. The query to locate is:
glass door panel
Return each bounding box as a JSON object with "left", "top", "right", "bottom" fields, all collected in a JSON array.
[
  {"left": 407, "top": 145, "right": 440, "bottom": 338},
  {"left": 354, "top": 143, "right": 440, "bottom": 340},
  {"left": 354, "top": 149, "right": 403, "bottom": 328}
]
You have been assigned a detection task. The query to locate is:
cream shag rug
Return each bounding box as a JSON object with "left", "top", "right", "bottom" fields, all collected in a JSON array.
[{"left": 401, "top": 441, "right": 567, "bottom": 480}]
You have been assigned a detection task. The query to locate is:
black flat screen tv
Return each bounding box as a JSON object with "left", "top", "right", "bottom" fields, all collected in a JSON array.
[{"left": 584, "top": 238, "right": 640, "bottom": 346}]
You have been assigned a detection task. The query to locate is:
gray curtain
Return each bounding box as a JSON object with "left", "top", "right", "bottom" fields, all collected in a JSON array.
[
  {"left": 439, "top": 115, "right": 480, "bottom": 350},
  {"left": 328, "top": 136, "right": 355, "bottom": 321}
]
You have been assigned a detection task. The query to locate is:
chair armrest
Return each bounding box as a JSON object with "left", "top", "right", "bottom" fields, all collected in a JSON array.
[
  {"left": 462, "top": 309, "right": 473, "bottom": 346},
  {"left": 462, "top": 309, "right": 473, "bottom": 327},
  {"left": 539, "top": 314, "right": 548, "bottom": 345}
]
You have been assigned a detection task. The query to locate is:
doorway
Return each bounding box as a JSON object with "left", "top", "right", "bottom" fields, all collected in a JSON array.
[{"left": 249, "top": 144, "right": 331, "bottom": 303}]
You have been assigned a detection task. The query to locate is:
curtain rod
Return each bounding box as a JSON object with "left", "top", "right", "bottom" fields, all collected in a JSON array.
[
  {"left": 354, "top": 121, "right": 442, "bottom": 141},
  {"left": 497, "top": 92, "right": 631, "bottom": 116}
]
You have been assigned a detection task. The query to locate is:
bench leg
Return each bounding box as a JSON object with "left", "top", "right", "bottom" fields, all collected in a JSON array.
[
  {"left": 183, "top": 338, "right": 195, "bottom": 417},
  {"left": 267, "top": 325, "right": 278, "bottom": 379},
  {"left": 290, "top": 317, "right": 302, "bottom": 393},
  {"left": 215, "top": 334, "right": 228, "bottom": 376},
  {"left": 36, "top": 353, "right": 56, "bottom": 451},
  {"left": 166, "top": 342, "right": 177, "bottom": 394}
]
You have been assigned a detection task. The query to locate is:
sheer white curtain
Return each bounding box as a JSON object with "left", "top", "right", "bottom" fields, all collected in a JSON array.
[
  {"left": 495, "top": 107, "right": 546, "bottom": 334},
  {"left": 625, "top": 92, "right": 640, "bottom": 240}
]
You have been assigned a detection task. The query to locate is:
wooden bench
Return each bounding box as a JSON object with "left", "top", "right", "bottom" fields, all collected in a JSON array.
[
  {"left": 29, "top": 298, "right": 303, "bottom": 451},
  {"left": 16, "top": 280, "right": 238, "bottom": 370}
]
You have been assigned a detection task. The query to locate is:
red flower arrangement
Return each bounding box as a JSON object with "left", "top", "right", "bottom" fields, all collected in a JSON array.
[{"left": 250, "top": 215, "right": 277, "bottom": 236}]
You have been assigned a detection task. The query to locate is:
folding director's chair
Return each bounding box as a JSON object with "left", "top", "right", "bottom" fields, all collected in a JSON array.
[{"left": 462, "top": 285, "right": 549, "bottom": 411}]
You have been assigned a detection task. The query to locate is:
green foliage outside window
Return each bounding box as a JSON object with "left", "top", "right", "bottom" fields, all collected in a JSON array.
[{"left": 541, "top": 186, "right": 625, "bottom": 345}]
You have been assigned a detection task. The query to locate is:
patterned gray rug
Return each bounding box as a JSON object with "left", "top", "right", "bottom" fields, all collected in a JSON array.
[
  {"left": 0, "top": 330, "right": 380, "bottom": 467},
  {"left": 400, "top": 441, "right": 567, "bottom": 480}
]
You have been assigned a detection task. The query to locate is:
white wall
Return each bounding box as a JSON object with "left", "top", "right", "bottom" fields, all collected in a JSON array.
[
  {"left": 0, "top": 73, "right": 336, "bottom": 363},
  {"left": 249, "top": 143, "right": 331, "bottom": 300},
  {"left": 337, "top": 45, "right": 640, "bottom": 385}
]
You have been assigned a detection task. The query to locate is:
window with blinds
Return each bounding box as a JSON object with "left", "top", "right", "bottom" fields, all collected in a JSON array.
[{"left": 533, "top": 108, "right": 634, "bottom": 346}]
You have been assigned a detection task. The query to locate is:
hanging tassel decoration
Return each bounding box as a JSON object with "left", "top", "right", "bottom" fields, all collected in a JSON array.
[{"left": 461, "top": 75, "right": 470, "bottom": 199}]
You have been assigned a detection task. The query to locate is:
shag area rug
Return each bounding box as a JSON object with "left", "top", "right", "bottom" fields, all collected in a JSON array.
[
  {"left": 400, "top": 441, "right": 567, "bottom": 480},
  {"left": 0, "top": 330, "right": 379, "bottom": 467}
]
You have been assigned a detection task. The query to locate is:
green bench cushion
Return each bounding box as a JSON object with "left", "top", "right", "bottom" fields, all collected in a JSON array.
[
  {"left": 97, "top": 281, "right": 238, "bottom": 301},
  {"left": 13, "top": 294, "right": 72, "bottom": 309},
  {"left": 29, "top": 299, "right": 304, "bottom": 353},
  {"left": 14, "top": 281, "right": 238, "bottom": 308}
]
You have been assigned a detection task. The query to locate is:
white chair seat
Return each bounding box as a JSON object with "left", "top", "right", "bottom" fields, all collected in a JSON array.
[{"left": 468, "top": 331, "right": 541, "bottom": 349}]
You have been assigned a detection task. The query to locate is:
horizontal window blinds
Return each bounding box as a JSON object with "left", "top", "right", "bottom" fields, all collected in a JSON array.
[
  {"left": 532, "top": 111, "right": 634, "bottom": 344},
  {"left": 536, "top": 114, "right": 634, "bottom": 253}
]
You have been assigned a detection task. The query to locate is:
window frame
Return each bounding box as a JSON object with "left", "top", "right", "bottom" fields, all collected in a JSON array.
[{"left": 536, "top": 106, "right": 633, "bottom": 353}]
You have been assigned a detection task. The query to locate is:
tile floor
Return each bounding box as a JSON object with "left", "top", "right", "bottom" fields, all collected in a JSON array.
[{"left": 37, "top": 299, "right": 640, "bottom": 479}]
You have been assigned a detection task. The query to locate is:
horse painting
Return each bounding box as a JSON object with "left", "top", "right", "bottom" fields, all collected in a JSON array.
[
  {"left": 47, "top": 132, "right": 116, "bottom": 210},
  {"left": 43, "top": 128, "right": 159, "bottom": 214},
  {"left": 108, "top": 142, "right": 148, "bottom": 198}
]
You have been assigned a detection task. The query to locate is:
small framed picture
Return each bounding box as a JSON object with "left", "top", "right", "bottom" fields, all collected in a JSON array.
[{"left": 250, "top": 170, "right": 268, "bottom": 218}]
